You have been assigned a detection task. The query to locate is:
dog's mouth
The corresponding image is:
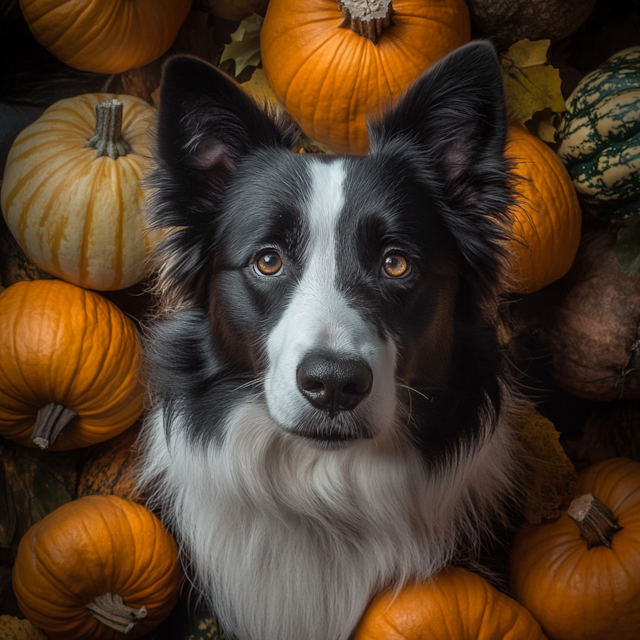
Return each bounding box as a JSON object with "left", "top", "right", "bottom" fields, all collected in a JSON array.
[
  {"left": 297, "top": 430, "right": 360, "bottom": 448},
  {"left": 285, "top": 415, "right": 374, "bottom": 448}
]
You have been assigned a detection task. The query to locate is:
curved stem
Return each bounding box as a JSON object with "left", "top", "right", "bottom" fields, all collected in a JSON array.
[
  {"left": 338, "top": 0, "right": 394, "bottom": 44},
  {"left": 568, "top": 493, "right": 623, "bottom": 549},
  {"left": 87, "top": 592, "right": 147, "bottom": 634},
  {"left": 31, "top": 403, "right": 78, "bottom": 449},
  {"left": 85, "top": 99, "right": 132, "bottom": 159}
]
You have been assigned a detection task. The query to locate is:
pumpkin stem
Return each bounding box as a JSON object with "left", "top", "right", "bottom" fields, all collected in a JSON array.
[
  {"left": 338, "top": 0, "right": 394, "bottom": 44},
  {"left": 31, "top": 402, "right": 78, "bottom": 449},
  {"left": 567, "top": 493, "right": 623, "bottom": 550},
  {"left": 85, "top": 99, "right": 132, "bottom": 159},
  {"left": 87, "top": 592, "right": 147, "bottom": 634}
]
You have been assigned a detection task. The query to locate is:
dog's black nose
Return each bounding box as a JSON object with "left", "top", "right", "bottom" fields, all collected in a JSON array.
[{"left": 296, "top": 353, "right": 373, "bottom": 416}]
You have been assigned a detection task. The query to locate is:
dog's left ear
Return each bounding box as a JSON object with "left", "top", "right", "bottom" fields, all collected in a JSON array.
[
  {"left": 147, "top": 56, "right": 296, "bottom": 305},
  {"left": 369, "top": 41, "right": 511, "bottom": 286}
]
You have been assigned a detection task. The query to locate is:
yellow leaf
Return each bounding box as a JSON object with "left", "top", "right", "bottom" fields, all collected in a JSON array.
[
  {"left": 503, "top": 38, "right": 551, "bottom": 68},
  {"left": 501, "top": 39, "right": 566, "bottom": 127},
  {"left": 516, "top": 406, "right": 577, "bottom": 524},
  {"left": 537, "top": 112, "right": 558, "bottom": 143},
  {"left": 240, "top": 68, "right": 279, "bottom": 107},
  {"left": 220, "top": 14, "right": 263, "bottom": 77}
]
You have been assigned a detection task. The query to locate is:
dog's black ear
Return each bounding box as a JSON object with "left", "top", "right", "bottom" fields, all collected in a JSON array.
[
  {"left": 369, "top": 41, "right": 511, "bottom": 290},
  {"left": 157, "top": 55, "right": 293, "bottom": 170},
  {"left": 152, "top": 55, "right": 295, "bottom": 227},
  {"left": 147, "top": 56, "right": 296, "bottom": 306}
]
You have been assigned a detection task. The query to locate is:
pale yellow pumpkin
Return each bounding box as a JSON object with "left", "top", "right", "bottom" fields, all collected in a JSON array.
[{"left": 1, "top": 93, "right": 158, "bottom": 291}]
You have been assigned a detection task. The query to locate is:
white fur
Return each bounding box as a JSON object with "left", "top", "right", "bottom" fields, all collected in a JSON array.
[
  {"left": 140, "top": 158, "right": 522, "bottom": 640},
  {"left": 140, "top": 392, "right": 521, "bottom": 640},
  {"left": 265, "top": 159, "right": 396, "bottom": 434}
]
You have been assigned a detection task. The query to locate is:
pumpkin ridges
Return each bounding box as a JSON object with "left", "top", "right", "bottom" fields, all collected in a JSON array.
[
  {"left": 78, "top": 154, "right": 101, "bottom": 285},
  {"left": 0, "top": 280, "right": 144, "bottom": 449},
  {"left": 511, "top": 458, "right": 640, "bottom": 640},
  {"left": 1, "top": 93, "right": 156, "bottom": 290},
  {"left": 22, "top": 0, "right": 191, "bottom": 74},
  {"left": 13, "top": 496, "right": 182, "bottom": 639},
  {"left": 505, "top": 125, "right": 582, "bottom": 293},
  {"left": 262, "top": 0, "right": 469, "bottom": 154},
  {"left": 355, "top": 567, "right": 546, "bottom": 639},
  {"left": 66, "top": 295, "right": 122, "bottom": 406},
  {"left": 8, "top": 150, "right": 85, "bottom": 244},
  {"left": 588, "top": 458, "right": 640, "bottom": 517}
]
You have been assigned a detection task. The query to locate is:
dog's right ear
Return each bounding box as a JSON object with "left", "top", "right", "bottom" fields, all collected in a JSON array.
[{"left": 147, "top": 56, "right": 295, "bottom": 306}]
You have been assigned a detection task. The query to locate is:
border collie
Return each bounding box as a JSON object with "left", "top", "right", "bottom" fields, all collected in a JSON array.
[{"left": 140, "top": 40, "right": 525, "bottom": 640}]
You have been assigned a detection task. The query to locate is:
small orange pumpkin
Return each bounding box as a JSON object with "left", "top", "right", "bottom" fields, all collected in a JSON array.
[
  {"left": 12, "top": 495, "right": 182, "bottom": 640},
  {"left": 261, "top": 0, "right": 470, "bottom": 155},
  {"left": 510, "top": 457, "right": 640, "bottom": 640},
  {"left": 1, "top": 93, "right": 158, "bottom": 291},
  {"left": 354, "top": 567, "right": 547, "bottom": 639},
  {"left": 0, "top": 279, "right": 144, "bottom": 450},
  {"left": 505, "top": 125, "right": 582, "bottom": 294},
  {"left": 19, "top": 0, "right": 192, "bottom": 74}
]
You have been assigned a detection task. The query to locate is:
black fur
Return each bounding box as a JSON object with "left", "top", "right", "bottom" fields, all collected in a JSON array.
[
  {"left": 141, "top": 40, "right": 523, "bottom": 640},
  {"left": 145, "top": 41, "right": 513, "bottom": 460}
]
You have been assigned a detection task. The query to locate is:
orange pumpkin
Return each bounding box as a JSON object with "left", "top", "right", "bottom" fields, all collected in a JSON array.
[
  {"left": 261, "top": 0, "right": 470, "bottom": 155},
  {"left": 1, "top": 93, "right": 158, "bottom": 291},
  {"left": 355, "top": 567, "right": 547, "bottom": 639},
  {"left": 0, "top": 279, "right": 144, "bottom": 450},
  {"left": 12, "top": 495, "right": 182, "bottom": 640},
  {"left": 19, "top": 0, "right": 191, "bottom": 74},
  {"left": 510, "top": 457, "right": 640, "bottom": 640},
  {"left": 505, "top": 125, "right": 582, "bottom": 294}
]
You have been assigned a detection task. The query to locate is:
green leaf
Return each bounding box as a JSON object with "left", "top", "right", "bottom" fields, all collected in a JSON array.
[
  {"left": 220, "top": 14, "right": 263, "bottom": 77},
  {"left": 616, "top": 216, "right": 640, "bottom": 275},
  {"left": 502, "top": 39, "right": 566, "bottom": 127}
]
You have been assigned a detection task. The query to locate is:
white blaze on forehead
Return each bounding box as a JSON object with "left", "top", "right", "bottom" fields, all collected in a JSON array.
[
  {"left": 264, "top": 159, "right": 397, "bottom": 431},
  {"left": 304, "top": 159, "right": 345, "bottom": 300}
]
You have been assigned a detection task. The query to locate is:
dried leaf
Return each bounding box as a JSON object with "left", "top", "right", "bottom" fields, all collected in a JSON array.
[
  {"left": 516, "top": 406, "right": 578, "bottom": 523},
  {"left": 298, "top": 134, "right": 336, "bottom": 155},
  {"left": 504, "top": 39, "right": 550, "bottom": 68},
  {"left": 220, "top": 14, "right": 263, "bottom": 77},
  {"left": 502, "top": 39, "right": 566, "bottom": 126},
  {"left": 240, "top": 68, "right": 279, "bottom": 107},
  {"left": 119, "top": 58, "right": 163, "bottom": 105},
  {"left": 537, "top": 112, "right": 558, "bottom": 143}
]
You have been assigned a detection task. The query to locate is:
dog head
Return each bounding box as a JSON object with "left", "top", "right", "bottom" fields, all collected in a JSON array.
[{"left": 146, "top": 41, "right": 512, "bottom": 458}]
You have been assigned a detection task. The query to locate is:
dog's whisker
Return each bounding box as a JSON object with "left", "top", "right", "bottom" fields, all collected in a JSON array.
[
  {"left": 396, "top": 383, "right": 433, "bottom": 403},
  {"left": 141, "top": 39, "right": 527, "bottom": 640},
  {"left": 231, "top": 378, "right": 265, "bottom": 392}
]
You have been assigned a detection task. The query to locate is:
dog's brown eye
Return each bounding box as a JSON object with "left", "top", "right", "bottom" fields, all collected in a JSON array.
[
  {"left": 255, "top": 252, "right": 283, "bottom": 275},
  {"left": 383, "top": 254, "right": 410, "bottom": 278}
]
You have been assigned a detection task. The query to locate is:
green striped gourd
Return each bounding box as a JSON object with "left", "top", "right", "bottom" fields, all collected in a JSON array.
[{"left": 557, "top": 47, "right": 640, "bottom": 216}]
